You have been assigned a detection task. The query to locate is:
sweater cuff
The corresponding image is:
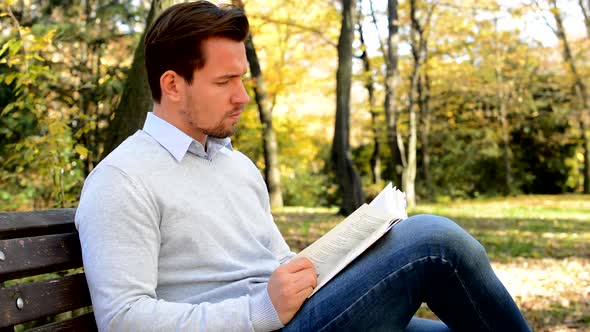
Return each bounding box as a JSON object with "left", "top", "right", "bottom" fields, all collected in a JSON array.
[{"left": 250, "top": 289, "right": 284, "bottom": 332}]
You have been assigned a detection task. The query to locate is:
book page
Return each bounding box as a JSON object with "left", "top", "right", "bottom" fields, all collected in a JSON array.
[
  {"left": 369, "top": 182, "right": 407, "bottom": 220},
  {"left": 294, "top": 204, "right": 393, "bottom": 294},
  {"left": 292, "top": 183, "right": 407, "bottom": 296}
]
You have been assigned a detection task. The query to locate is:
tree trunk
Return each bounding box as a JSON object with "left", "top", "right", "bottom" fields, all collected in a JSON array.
[
  {"left": 403, "top": 0, "right": 435, "bottom": 206},
  {"left": 403, "top": 0, "right": 422, "bottom": 207},
  {"left": 358, "top": 16, "right": 381, "bottom": 185},
  {"left": 494, "top": 18, "right": 514, "bottom": 195},
  {"left": 79, "top": 0, "right": 92, "bottom": 174},
  {"left": 101, "top": 0, "right": 175, "bottom": 159},
  {"left": 581, "top": 119, "right": 590, "bottom": 192},
  {"left": 499, "top": 98, "right": 513, "bottom": 194},
  {"left": 332, "top": 0, "right": 364, "bottom": 215},
  {"left": 550, "top": 0, "right": 590, "bottom": 193},
  {"left": 383, "top": 0, "right": 402, "bottom": 187},
  {"left": 75, "top": 0, "right": 102, "bottom": 175},
  {"left": 244, "top": 37, "right": 284, "bottom": 208},
  {"left": 579, "top": 0, "right": 590, "bottom": 38},
  {"left": 404, "top": 62, "right": 418, "bottom": 207},
  {"left": 418, "top": 63, "right": 432, "bottom": 198},
  {"left": 233, "top": 0, "right": 283, "bottom": 208}
]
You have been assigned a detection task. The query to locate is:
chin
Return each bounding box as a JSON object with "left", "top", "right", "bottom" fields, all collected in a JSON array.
[{"left": 207, "top": 123, "right": 238, "bottom": 139}]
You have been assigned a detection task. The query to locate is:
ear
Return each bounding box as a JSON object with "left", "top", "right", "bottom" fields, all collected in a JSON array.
[{"left": 160, "top": 70, "right": 185, "bottom": 103}]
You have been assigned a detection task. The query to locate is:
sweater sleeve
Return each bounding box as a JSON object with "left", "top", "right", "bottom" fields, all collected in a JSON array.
[{"left": 75, "top": 165, "right": 283, "bottom": 332}]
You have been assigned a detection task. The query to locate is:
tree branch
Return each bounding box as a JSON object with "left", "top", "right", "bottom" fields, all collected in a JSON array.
[
  {"left": 248, "top": 14, "right": 337, "bottom": 48},
  {"left": 368, "top": 0, "right": 387, "bottom": 63},
  {"left": 579, "top": 0, "right": 590, "bottom": 37}
]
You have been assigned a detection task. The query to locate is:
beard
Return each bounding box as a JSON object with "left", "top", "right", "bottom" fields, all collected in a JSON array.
[
  {"left": 181, "top": 106, "right": 241, "bottom": 140},
  {"left": 181, "top": 92, "right": 242, "bottom": 140},
  {"left": 202, "top": 119, "right": 239, "bottom": 139}
]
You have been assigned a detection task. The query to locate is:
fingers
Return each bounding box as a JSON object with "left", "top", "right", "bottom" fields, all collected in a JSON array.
[
  {"left": 268, "top": 259, "right": 318, "bottom": 325},
  {"left": 283, "top": 259, "right": 317, "bottom": 294},
  {"left": 291, "top": 268, "right": 318, "bottom": 290},
  {"left": 288, "top": 269, "right": 318, "bottom": 303},
  {"left": 296, "top": 286, "right": 315, "bottom": 299},
  {"left": 282, "top": 257, "right": 315, "bottom": 273}
]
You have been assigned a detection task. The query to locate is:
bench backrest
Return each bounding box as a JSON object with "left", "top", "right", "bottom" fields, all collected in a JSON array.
[{"left": 0, "top": 209, "right": 97, "bottom": 331}]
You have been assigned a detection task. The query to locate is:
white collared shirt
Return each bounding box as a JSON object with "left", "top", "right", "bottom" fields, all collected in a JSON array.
[{"left": 142, "top": 112, "right": 233, "bottom": 162}]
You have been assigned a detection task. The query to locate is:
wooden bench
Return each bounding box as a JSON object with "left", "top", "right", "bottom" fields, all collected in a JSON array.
[{"left": 0, "top": 209, "right": 97, "bottom": 331}]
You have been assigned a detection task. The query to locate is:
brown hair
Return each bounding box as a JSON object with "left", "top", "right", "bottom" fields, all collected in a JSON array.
[{"left": 144, "top": 1, "right": 249, "bottom": 102}]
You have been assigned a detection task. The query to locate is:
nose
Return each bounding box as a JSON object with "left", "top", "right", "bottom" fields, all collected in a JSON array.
[{"left": 231, "top": 81, "right": 250, "bottom": 105}]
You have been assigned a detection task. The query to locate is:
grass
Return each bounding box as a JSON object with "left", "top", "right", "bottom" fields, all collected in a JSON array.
[{"left": 273, "top": 194, "right": 590, "bottom": 332}]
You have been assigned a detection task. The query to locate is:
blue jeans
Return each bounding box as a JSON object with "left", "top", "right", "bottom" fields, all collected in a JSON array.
[{"left": 281, "top": 214, "right": 531, "bottom": 332}]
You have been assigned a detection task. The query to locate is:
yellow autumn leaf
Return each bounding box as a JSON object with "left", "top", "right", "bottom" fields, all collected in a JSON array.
[{"left": 74, "top": 145, "right": 89, "bottom": 159}]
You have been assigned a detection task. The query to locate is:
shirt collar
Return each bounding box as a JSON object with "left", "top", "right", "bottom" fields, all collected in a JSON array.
[{"left": 142, "top": 112, "right": 232, "bottom": 162}]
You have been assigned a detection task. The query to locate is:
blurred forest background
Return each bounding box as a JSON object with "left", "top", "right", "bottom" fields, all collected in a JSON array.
[
  {"left": 1, "top": 0, "right": 589, "bottom": 330},
  {"left": 1, "top": 0, "right": 589, "bottom": 212},
  {"left": 0, "top": 0, "right": 589, "bottom": 212}
]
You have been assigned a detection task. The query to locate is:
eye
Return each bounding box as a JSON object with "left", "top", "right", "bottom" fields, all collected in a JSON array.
[{"left": 215, "top": 81, "right": 229, "bottom": 86}]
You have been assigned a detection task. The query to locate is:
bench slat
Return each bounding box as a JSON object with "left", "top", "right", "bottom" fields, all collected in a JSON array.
[
  {"left": 0, "top": 233, "right": 83, "bottom": 282},
  {"left": 0, "top": 273, "right": 92, "bottom": 327},
  {"left": 27, "top": 312, "right": 97, "bottom": 332},
  {"left": 0, "top": 209, "right": 76, "bottom": 239}
]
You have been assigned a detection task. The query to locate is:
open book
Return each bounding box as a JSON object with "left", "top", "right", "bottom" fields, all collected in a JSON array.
[{"left": 293, "top": 183, "right": 407, "bottom": 297}]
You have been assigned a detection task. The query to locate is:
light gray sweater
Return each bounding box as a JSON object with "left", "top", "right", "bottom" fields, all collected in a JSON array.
[{"left": 75, "top": 118, "right": 293, "bottom": 331}]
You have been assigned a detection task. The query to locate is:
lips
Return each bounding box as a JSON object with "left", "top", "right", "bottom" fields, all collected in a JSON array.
[{"left": 228, "top": 109, "right": 242, "bottom": 119}]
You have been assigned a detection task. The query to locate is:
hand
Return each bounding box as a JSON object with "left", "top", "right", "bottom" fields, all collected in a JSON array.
[{"left": 267, "top": 258, "right": 317, "bottom": 325}]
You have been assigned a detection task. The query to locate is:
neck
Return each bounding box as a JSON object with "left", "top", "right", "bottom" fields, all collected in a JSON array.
[{"left": 153, "top": 103, "right": 207, "bottom": 146}]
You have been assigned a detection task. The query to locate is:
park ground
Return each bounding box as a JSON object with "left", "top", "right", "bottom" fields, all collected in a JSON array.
[{"left": 274, "top": 195, "right": 590, "bottom": 331}]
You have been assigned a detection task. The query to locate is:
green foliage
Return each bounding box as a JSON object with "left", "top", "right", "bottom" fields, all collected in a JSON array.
[
  {"left": 275, "top": 115, "right": 340, "bottom": 207},
  {"left": 0, "top": 0, "right": 588, "bottom": 210},
  {"left": 0, "top": 0, "right": 145, "bottom": 210},
  {"left": 419, "top": 126, "right": 492, "bottom": 199},
  {"left": 0, "top": 28, "right": 84, "bottom": 210},
  {"left": 280, "top": 141, "right": 336, "bottom": 207},
  {"left": 512, "top": 112, "right": 577, "bottom": 194},
  {"left": 234, "top": 106, "right": 338, "bottom": 207},
  {"left": 232, "top": 102, "right": 263, "bottom": 165}
]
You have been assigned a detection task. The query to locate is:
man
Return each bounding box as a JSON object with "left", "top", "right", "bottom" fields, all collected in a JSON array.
[{"left": 75, "top": 1, "right": 532, "bottom": 331}]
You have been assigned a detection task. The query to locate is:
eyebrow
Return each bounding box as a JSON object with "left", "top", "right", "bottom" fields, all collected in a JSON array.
[{"left": 214, "top": 72, "right": 248, "bottom": 80}]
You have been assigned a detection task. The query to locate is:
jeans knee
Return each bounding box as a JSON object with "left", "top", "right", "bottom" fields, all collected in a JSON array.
[{"left": 405, "top": 214, "right": 489, "bottom": 265}]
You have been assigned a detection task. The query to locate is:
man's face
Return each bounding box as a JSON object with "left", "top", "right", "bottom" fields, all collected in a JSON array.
[{"left": 179, "top": 37, "right": 250, "bottom": 142}]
